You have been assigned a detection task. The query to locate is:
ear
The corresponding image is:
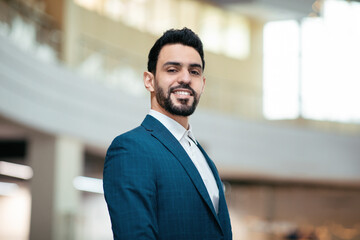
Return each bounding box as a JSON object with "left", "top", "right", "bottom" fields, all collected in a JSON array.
[
  {"left": 200, "top": 76, "right": 206, "bottom": 94},
  {"left": 143, "top": 71, "right": 155, "bottom": 92}
]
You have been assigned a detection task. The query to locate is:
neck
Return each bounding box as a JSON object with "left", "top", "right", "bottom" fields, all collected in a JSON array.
[{"left": 151, "top": 107, "right": 189, "bottom": 129}]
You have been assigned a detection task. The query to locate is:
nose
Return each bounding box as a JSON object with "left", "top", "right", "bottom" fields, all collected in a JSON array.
[{"left": 179, "top": 69, "right": 191, "bottom": 84}]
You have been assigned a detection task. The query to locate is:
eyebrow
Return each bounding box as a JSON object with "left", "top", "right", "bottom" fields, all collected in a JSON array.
[{"left": 163, "top": 61, "right": 202, "bottom": 69}]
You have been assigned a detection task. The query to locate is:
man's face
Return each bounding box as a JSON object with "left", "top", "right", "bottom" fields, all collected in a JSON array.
[{"left": 152, "top": 44, "right": 205, "bottom": 116}]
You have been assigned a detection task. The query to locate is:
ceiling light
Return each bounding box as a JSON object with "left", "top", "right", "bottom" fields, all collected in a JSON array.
[
  {"left": 0, "top": 161, "right": 33, "bottom": 180},
  {"left": 73, "top": 176, "right": 103, "bottom": 194}
]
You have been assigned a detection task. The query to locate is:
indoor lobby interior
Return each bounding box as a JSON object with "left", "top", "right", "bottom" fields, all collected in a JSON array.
[{"left": 0, "top": 0, "right": 360, "bottom": 239}]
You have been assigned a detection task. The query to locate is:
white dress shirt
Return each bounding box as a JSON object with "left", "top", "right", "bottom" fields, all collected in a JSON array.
[{"left": 149, "top": 110, "right": 219, "bottom": 213}]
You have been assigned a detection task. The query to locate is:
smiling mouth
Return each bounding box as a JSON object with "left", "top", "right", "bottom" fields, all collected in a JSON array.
[{"left": 173, "top": 90, "right": 191, "bottom": 96}]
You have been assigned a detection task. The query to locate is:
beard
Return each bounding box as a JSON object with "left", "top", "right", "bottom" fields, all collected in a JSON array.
[{"left": 154, "top": 81, "right": 200, "bottom": 117}]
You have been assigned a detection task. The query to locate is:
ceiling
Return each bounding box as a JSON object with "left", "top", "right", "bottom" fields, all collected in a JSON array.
[{"left": 205, "top": 0, "right": 318, "bottom": 21}]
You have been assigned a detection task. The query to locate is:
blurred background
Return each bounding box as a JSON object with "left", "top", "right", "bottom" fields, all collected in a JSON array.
[{"left": 0, "top": 0, "right": 360, "bottom": 239}]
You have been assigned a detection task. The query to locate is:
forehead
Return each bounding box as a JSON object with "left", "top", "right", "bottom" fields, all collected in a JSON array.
[{"left": 157, "top": 44, "right": 202, "bottom": 67}]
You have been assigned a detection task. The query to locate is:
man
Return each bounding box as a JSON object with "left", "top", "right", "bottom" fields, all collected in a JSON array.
[{"left": 103, "top": 28, "right": 232, "bottom": 240}]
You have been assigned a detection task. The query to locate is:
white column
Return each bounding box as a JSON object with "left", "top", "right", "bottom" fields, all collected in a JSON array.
[
  {"left": 28, "top": 133, "right": 83, "bottom": 240},
  {"left": 62, "top": 0, "right": 78, "bottom": 66}
]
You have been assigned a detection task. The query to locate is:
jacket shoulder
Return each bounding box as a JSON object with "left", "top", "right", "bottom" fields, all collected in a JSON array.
[{"left": 109, "top": 125, "right": 152, "bottom": 148}]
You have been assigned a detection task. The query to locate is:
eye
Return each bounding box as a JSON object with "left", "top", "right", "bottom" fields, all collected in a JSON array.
[
  {"left": 167, "top": 68, "right": 178, "bottom": 73},
  {"left": 190, "top": 69, "right": 201, "bottom": 76}
]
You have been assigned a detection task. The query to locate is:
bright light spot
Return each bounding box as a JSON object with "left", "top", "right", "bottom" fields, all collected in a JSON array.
[
  {"left": 104, "top": 0, "right": 125, "bottom": 21},
  {"left": 224, "top": 15, "right": 250, "bottom": 59},
  {"left": 0, "top": 161, "right": 33, "bottom": 180},
  {"left": 73, "top": 176, "right": 103, "bottom": 194},
  {"left": 263, "top": 0, "right": 360, "bottom": 123},
  {"left": 301, "top": 0, "right": 360, "bottom": 122},
  {"left": 0, "top": 186, "right": 31, "bottom": 238},
  {"left": 200, "top": 7, "right": 223, "bottom": 54},
  {"left": 74, "top": 0, "right": 100, "bottom": 11},
  {"left": 0, "top": 182, "right": 19, "bottom": 196},
  {"left": 263, "top": 20, "right": 300, "bottom": 119}
]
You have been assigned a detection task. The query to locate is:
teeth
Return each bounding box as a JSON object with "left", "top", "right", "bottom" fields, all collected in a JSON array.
[{"left": 174, "top": 91, "right": 190, "bottom": 96}]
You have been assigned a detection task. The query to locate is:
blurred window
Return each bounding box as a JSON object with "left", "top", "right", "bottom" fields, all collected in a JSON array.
[
  {"left": 263, "top": 20, "right": 300, "bottom": 120},
  {"left": 301, "top": 0, "right": 360, "bottom": 122},
  {"left": 263, "top": 0, "right": 360, "bottom": 123},
  {"left": 178, "top": 0, "right": 200, "bottom": 33},
  {"left": 73, "top": 0, "right": 250, "bottom": 60},
  {"left": 223, "top": 13, "right": 250, "bottom": 59},
  {"left": 199, "top": 5, "right": 223, "bottom": 54},
  {"left": 148, "top": 0, "right": 176, "bottom": 35},
  {"left": 74, "top": 0, "right": 103, "bottom": 12}
]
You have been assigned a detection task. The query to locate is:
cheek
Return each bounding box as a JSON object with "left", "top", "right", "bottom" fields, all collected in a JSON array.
[
  {"left": 194, "top": 81, "right": 205, "bottom": 94},
  {"left": 156, "top": 75, "right": 175, "bottom": 89}
]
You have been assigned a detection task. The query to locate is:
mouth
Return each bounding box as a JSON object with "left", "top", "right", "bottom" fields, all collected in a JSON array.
[
  {"left": 172, "top": 90, "right": 192, "bottom": 97},
  {"left": 170, "top": 85, "right": 195, "bottom": 99}
]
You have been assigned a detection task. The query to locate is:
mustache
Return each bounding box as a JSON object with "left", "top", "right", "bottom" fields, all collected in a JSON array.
[{"left": 169, "top": 84, "right": 196, "bottom": 96}]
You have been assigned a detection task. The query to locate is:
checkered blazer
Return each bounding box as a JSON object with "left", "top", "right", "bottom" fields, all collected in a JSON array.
[{"left": 103, "top": 115, "right": 232, "bottom": 240}]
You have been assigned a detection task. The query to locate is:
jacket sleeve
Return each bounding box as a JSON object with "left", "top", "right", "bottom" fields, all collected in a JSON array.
[{"left": 103, "top": 135, "right": 158, "bottom": 240}]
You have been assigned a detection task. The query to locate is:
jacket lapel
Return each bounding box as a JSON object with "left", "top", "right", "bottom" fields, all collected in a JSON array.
[
  {"left": 141, "top": 115, "right": 223, "bottom": 229},
  {"left": 197, "top": 143, "right": 231, "bottom": 231}
]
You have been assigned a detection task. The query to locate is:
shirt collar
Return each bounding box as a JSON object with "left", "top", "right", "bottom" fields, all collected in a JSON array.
[{"left": 148, "top": 110, "right": 196, "bottom": 143}]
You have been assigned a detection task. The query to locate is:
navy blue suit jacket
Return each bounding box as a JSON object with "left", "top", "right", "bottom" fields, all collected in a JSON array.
[{"left": 103, "top": 115, "right": 232, "bottom": 239}]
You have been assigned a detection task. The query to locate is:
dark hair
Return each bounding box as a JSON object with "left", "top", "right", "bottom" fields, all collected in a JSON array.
[{"left": 147, "top": 28, "right": 205, "bottom": 74}]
